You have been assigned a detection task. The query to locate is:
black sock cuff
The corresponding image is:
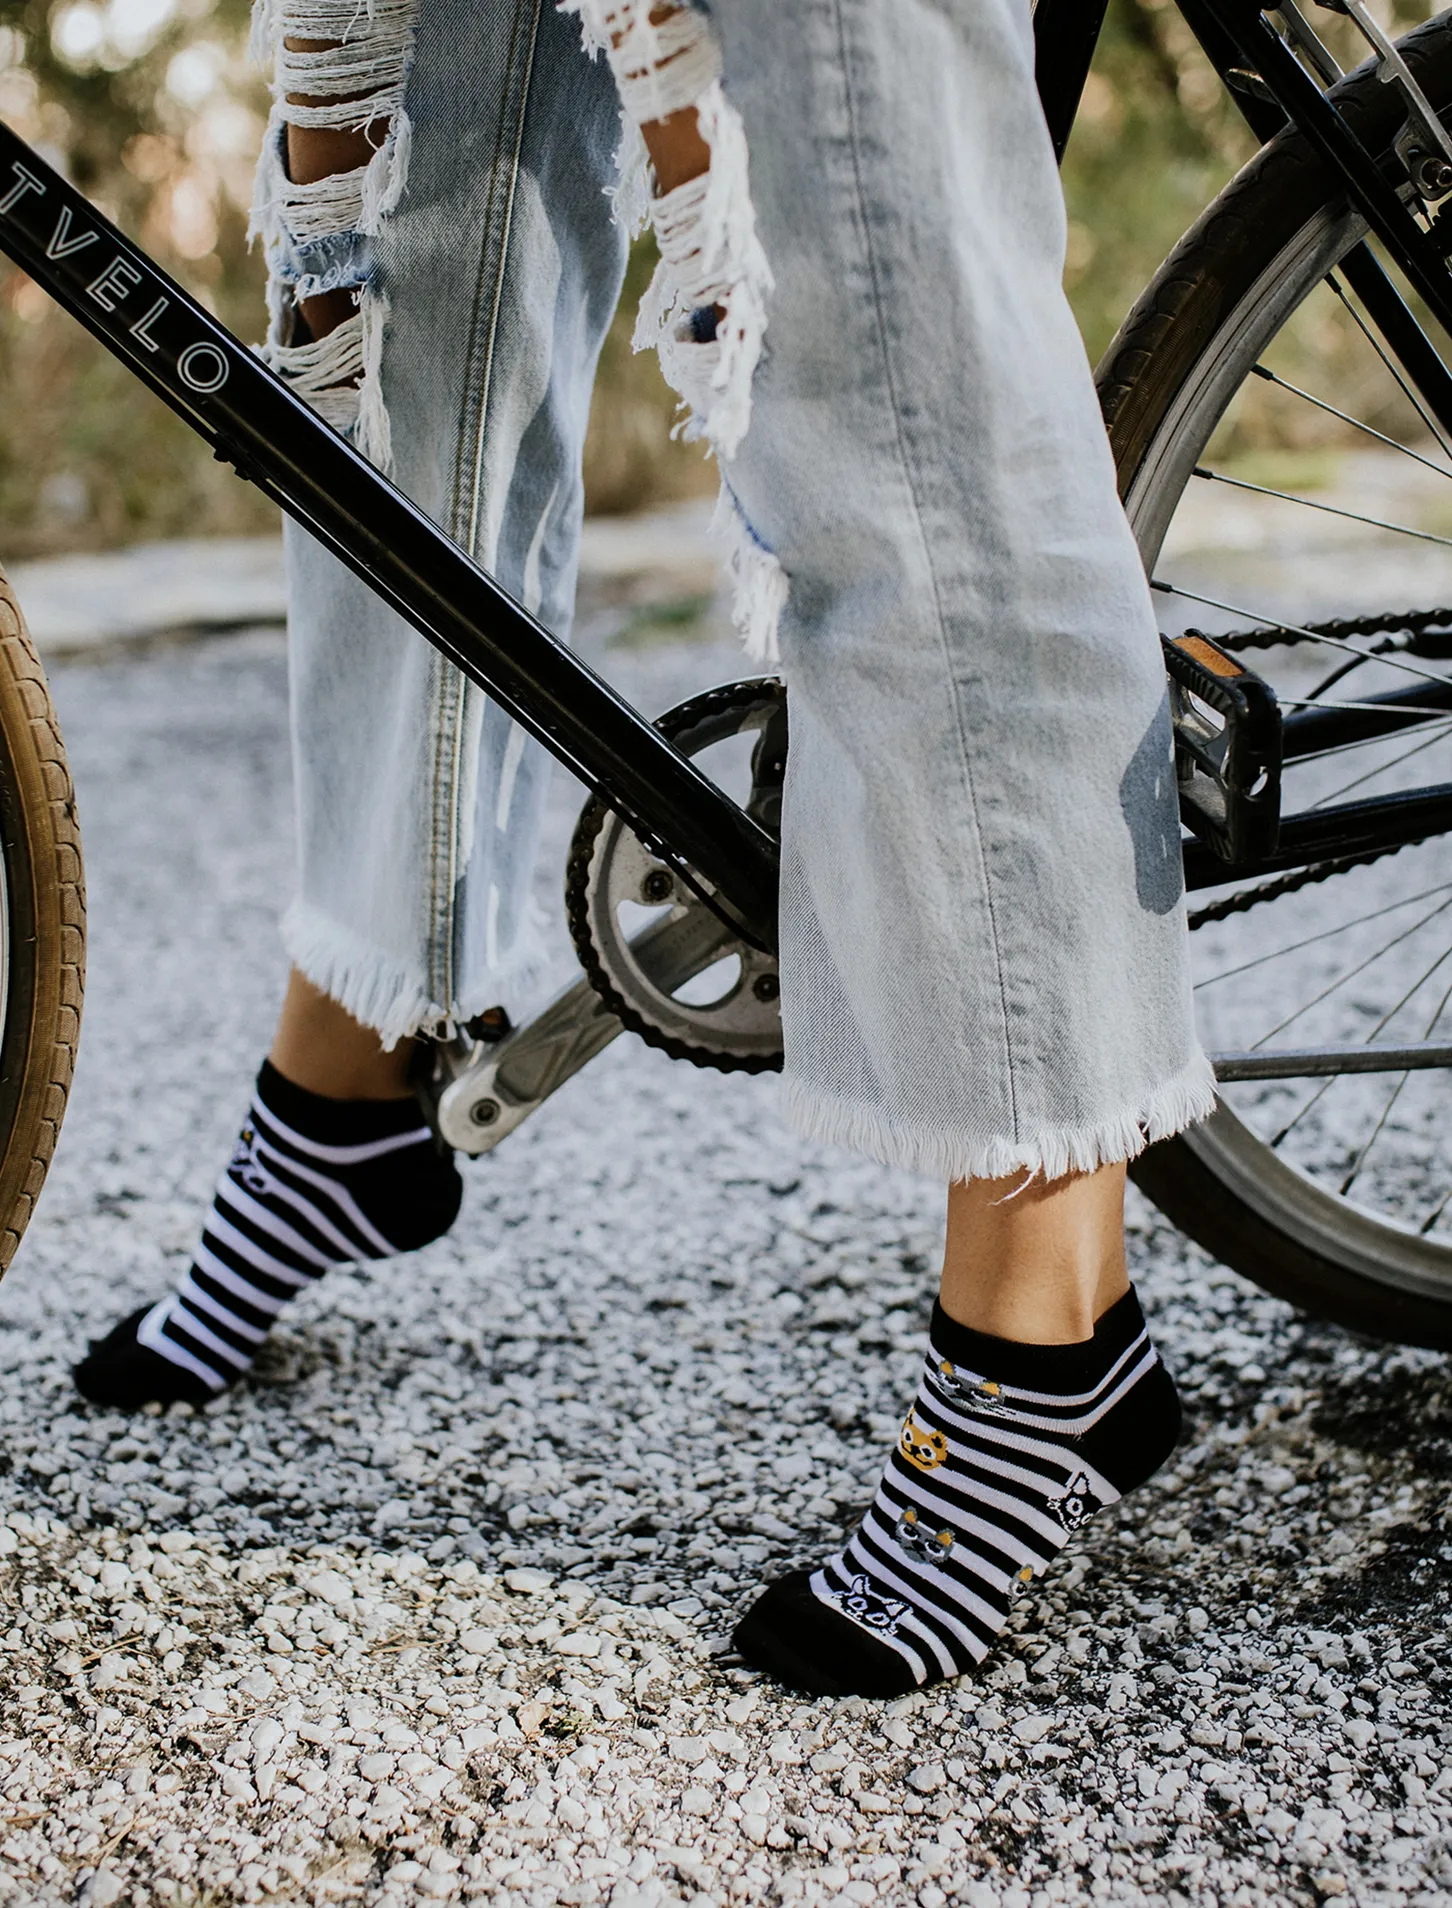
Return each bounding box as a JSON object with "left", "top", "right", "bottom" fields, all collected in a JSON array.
[
  {"left": 255, "top": 1060, "right": 429, "bottom": 1144},
  {"left": 928, "top": 1285, "right": 1148, "bottom": 1392}
]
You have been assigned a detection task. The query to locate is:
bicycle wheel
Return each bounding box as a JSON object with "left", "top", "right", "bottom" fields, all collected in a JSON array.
[
  {"left": 0, "top": 563, "right": 84, "bottom": 1273},
  {"left": 1101, "top": 11, "right": 1452, "bottom": 1346}
]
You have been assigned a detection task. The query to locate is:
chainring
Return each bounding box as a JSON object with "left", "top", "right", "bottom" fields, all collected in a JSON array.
[{"left": 566, "top": 678, "right": 786, "bottom": 1073}]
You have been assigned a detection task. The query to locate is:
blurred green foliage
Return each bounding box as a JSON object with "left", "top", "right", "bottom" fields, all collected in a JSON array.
[{"left": 0, "top": 0, "right": 1426, "bottom": 554}]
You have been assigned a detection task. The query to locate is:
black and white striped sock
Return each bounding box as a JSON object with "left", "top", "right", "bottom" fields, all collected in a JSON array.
[
  {"left": 73, "top": 1062, "right": 462, "bottom": 1408},
  {"left": 734, "top": 1287, "right": 1180, "bottom": 1697}
]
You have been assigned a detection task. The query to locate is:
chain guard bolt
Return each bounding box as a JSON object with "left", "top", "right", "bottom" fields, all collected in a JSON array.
[
  {"left": 640, "top": 868, "right": 674, "bottom": 904},
  {"left": 470, "top": 1099, "right": 501, "bottom": 1127},
  {"left": 1414, "top": 152, "right": 1452, "bottom": 199},
  {"left": 752, "top": 971, "right": 780, "bottom": 1002}
]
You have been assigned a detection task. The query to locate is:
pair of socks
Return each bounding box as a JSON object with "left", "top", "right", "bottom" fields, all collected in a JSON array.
[
  {"left": 73, "top": 1060, "right": 1175, "bottom": 1701},
  {"left": 72, "top": 1062, "right": 461, "bottom": 1408}
]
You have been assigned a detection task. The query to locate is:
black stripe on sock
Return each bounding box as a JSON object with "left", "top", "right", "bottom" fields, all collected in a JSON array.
[
  {"left": 199, "top": 1219, "right": 318, "bottom": 1301},
  {"left": 186, "top": 1262, "right": 288, "bottom": 1333},
  {"left": 222, "top": 1161, "right": 377, "bottom": 1263},
  {"left": 162, "top": 1310, "right": 249, "bottom": 1372},
  {"left": 173, "top": 1293, "right": 263, "bottom": 1354},
  {"left": 928, "top": 1287, "right": 1148, "bottom": 1392},
  {"left": 255, "top": 1062, "right": 432, "bottom": 1144}
]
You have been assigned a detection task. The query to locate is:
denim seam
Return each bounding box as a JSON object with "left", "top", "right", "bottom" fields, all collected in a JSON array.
[
  {"left": 422, "top": 0, "right": 543, "bottom": 1014},
  {"left": 832, "top": 0, "right": 1020, "bottom": 1145}
]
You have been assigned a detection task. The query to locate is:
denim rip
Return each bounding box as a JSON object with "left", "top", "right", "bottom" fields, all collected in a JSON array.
[
  {"left": 563, "top": 0, "right": 789, "bottom": 662},
  {"left": 248, "top": 0, "right": 418, "bottom": 468}
]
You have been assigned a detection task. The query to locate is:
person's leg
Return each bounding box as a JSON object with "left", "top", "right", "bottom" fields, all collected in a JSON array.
[
  {"left": 269, "top": 971, "right": 413, "bottom": 1099},
  {"left": 74, "top": 0, "right": 627, "bottom": 1409},
  {"left": 942, "top": 1165, "right": 1129, "bottom": 1344},
  {"left": 569, "top": 0, "right": 1210, "bottom": 1689},
  {"left": 735, "top": 1162, "right": 1179, "bottom": 1696}
]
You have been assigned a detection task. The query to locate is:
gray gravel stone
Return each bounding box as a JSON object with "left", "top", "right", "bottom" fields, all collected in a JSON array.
[{"left": 0, "top": 538, "right": 1447, "bottom": 1904}]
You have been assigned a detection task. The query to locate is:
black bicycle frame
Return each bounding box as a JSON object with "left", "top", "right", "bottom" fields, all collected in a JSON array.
[
  {"left": 3, "top": 0, "right": 1452, "bottom": 911},
  {"left": 0, "top": 128, "right": 781, "bottom": 953}
]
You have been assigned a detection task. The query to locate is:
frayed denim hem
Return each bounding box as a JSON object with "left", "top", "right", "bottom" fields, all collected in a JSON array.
[
  {"left": 280, "top": 899, "right": 555, "bottom": 1048},
  {"left": 779, "top": 1052, "right": 1220, "bottom": 1184}
]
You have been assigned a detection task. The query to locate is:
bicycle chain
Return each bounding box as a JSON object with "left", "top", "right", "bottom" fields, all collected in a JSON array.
[
  {"left": 1187, "top": 840, "right": 1428, "bottom": 929},
  {"left": 565, "top": 678, "right": 785, "bottom": 1075},
  {"left": 1213, "top": 603, "right": 1452, "bottom": 652}
]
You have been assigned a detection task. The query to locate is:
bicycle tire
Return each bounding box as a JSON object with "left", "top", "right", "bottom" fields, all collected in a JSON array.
[
  {"left": 0, "top": 563, "right": 84, "bottom": 1275},
  {"left": 1102, "top": 12, "right": 1452, "bottom": 1346}
]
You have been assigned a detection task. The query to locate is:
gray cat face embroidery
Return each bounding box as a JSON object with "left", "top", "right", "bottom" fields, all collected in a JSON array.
[
  {"left": 933, "top": 1360, "right": 1009, "bottom": 1413},
  {"left": 895, "top": 1508, "right": 955, "bottom": 1569},
  {"left": 1045, "top": 1470, "right": 1097, "bottom": 1531}
]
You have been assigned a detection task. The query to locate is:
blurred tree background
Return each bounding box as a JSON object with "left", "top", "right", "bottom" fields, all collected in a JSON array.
[{"left": 0, "top": 0, "right": 1429, "bottom": 555}]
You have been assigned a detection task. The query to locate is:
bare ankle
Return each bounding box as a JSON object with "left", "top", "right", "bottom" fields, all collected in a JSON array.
[{"left": 268, "top": 969, "right": 414, "bottom": 1100}]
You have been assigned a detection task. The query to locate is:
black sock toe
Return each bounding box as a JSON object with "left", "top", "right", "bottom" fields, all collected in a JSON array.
[
  {"left": 72, "top": 1306, "right": 221, "bottom": 1411},
  {"left": 733, "top": 1571, "right": 920, "bottom": 1699}
]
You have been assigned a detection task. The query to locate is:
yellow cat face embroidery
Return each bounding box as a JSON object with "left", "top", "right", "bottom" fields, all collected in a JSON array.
[
  {"left": 1008, "top": 1565, "right": 1033, "bottom": 1603},
  {"left": 899, "top": 1412, "right": 948, "bottom": 1471}
]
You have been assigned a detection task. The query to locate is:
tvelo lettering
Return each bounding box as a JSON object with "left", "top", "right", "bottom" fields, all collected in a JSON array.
[
  {"left": 45, "top": 204, "right": 99, "bottom": 261},
  {"left": 0, "top": 165, "right": 44, "bottom": 217},
  {"left": 87, "top": 254, "right": 142, "bottom": 311}
]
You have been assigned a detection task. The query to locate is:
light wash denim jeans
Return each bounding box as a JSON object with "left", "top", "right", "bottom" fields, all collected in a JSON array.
[{"left": 250, "top": 0, "right": 1217, "bottom": 1182}]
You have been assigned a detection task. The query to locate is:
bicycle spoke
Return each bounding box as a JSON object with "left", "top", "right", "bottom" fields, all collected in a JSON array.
[
  {"left": 1190, "top": 465, "right": 1452, "bottom": 548},
  {"left": 1291, "top": 715, "right": 1452, "bottom": 765},
  {"left": 1269, "top": 931, "right": 1452, "bottom": 1148},
  {"left": 1419, "top": 1182, "right": 1452, "bottom": 1234},
  {"left": 1276, "top": 695, "right": 1452, "bottom": 716},
  {"left": 1249, "top": 361, "right": 1452, "bottom": 480},
  {"left": 1326, "top": 271, "right": 1452, "bottom": 462},
  {"left": 1304, "top": 637, "right": 1401, "bottom": 702},
  {"left": 1250, "top": 890, "right": 1452, "bottom": 1048},
  {"left": 1307, "top": 716, "right": 1452, "bottom": 807},
  {"left": 1193, "top": 877, "right": 1452, "bottom": 988},
  {"left": 1338, "top": 971, "right": 1452, "bottom": 1197}
]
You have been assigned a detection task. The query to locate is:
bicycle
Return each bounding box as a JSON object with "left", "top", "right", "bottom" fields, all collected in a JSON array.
[{"left": 3, "top": 0, "right": 1452, "bottom": 1346}]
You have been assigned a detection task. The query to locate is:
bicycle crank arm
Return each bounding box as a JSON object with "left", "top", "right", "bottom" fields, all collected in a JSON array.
[{"left": 420, "top": 907, "right": 737, "bottom": 1154}]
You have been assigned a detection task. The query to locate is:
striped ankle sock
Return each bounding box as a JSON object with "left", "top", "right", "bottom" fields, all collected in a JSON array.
[
  {"left": 73, "top": 1062, "right": 461, "bottom": 1409},
  {"left": 733, "top": 1286, "right": 1180, "bottom": 1697}
]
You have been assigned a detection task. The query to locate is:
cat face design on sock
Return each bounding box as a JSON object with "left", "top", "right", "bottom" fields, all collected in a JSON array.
[
  {"left": 228, "top": 1124, "right": 273, "bottom": 1197},
  {"left": 932, "top": 1361, "right": 1010, "bottom": 1415},
  {"left": 899, "top": 1413, "right": 949, "bottom": 1472},
  {"left": 1045, "top": 1470, "right": 1098, "bottom": 1531},
  {"left": 830, "top": 1574, "right": 912, "bottom": 1636},
  {"left": 1007, "top": 1564, "right": 1034, "bottom": 1603},
  {"left": 895, "top": 1507, "right": 955, "bottom": 1569}
]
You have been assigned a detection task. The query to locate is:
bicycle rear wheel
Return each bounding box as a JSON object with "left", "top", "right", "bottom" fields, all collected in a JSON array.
[
  {"left": 0, "top": 564, "right": 84, "bottom": 1273},
  {"left": 1103, "top": 12, "right": 1452, "bottom": 1346}
]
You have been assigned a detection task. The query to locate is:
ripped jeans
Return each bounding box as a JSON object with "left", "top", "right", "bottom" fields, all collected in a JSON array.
[{"left": 250, "top": 0, "right": 1217, "bottom": 1182}]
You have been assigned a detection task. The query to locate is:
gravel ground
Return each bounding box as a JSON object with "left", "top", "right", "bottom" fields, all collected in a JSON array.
[{"left": 0, "top": 543, "right": 1449, "bottom": 1907}]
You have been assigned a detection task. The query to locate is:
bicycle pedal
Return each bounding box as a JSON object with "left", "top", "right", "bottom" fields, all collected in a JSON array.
[{"left": 1162, "top": 630, "right": 1282, "bottom": 865}]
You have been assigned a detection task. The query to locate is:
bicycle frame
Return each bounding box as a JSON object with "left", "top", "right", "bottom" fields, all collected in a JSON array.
[
  {"left": 1, "top": 0, "right": 1452, "bottom": 917},
  {"left": 0, "top": 127, "right": 780, "bottom": 954}
]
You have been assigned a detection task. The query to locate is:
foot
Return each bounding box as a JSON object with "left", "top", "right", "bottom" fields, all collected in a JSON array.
[
  {"left": 73, "top": 1306, "right": 219, "bottom": 1409},
  {"left": 72, "top": 1062, "right": 462, "bottom": 1411},
  {"left": 733, "top": 1286, "right": 1180, "bottom": 1696}
]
